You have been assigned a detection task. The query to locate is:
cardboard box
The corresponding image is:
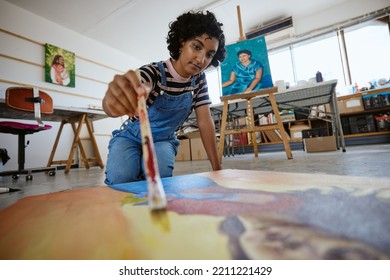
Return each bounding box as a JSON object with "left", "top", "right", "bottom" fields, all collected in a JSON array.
[
  {"left": 289, "top": 122, "right": 311, "bottom": 140},
  {"left": 175, "top": 138, "right": 191, "bottom": 161},
  {"left": 302, "top": 127, "right": 329, "bottom": 138},
  {"left": 338, "top": 97, "right": 364, "bottom": 114},
  {"left": 190, "top": 137, "right": 208, "bottom": 160},
  {"left": 181, "top": 131, "right": 209, "bottom": 161},
  {"left": 304, "top": 135, "right": 337, "bottom": 153}
]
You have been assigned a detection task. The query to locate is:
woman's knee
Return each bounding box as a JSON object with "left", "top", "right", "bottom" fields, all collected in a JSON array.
[
  {"left": 105, "top": 136, "right": 142, "bottom": 185},
  {"left": 105, "top": 168, "right": 141, "bottom": 185},
  {"left": 155, "top": 141, "right": 177, "bottom": 178}
]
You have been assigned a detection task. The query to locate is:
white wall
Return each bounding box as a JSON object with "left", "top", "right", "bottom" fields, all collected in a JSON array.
[
  {"left": 295, "top": 0, "right": 390, "bottom": 35},
  {"left": 0, "top": 0, "right": 145, "bottom": 172}
]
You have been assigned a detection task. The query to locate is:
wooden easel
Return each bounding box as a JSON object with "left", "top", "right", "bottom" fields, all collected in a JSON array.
[
  {"left": 47, "top": 114, "right": 104, "bottom": 173},
  {"left": 217, "top": 6, "right": 293, "bottom": 162},
  {"left": 237, "top": 5, "right": 246, "bottom": 41},
  {"left": 218, "top": 88, "right": 293, "bottom": 162}
]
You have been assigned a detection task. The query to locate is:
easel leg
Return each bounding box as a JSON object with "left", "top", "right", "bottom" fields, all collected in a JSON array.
[
  {"left": 218, "top": 101, "right": 229, "bottom": 163},
  {"left": 268, "top": 92, "right": 293, "bottom": 159},
  {"left": 247, "top": 99, "right": 259, "bottom": 157}
]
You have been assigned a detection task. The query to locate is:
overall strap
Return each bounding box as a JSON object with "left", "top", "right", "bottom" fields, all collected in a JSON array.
[
  {"left": 157, "top": 61, "right": 167, "bottom": 87},
  {"left": 191, "top": 75, "right": 196, "bottom": 88}
]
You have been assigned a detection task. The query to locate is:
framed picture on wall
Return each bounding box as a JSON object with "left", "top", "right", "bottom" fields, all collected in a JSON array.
[
  {"left": 221, "top": 37, "right": 273, "bottom": 96},
  {"left": 44, "top": 43, "right": 75, "bottom": 87}
]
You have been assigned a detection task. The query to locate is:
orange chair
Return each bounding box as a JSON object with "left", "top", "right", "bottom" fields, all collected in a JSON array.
[{"left": 0, "top": 87, "right": 56, "bottom": 180}]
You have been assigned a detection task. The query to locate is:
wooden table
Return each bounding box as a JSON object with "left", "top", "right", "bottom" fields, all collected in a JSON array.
[
  {"left": 0, "top": 99, "right": 107, "bottom": 173},
  {"left": 0, "top": 169, "right": 389, "bottom": 260}
]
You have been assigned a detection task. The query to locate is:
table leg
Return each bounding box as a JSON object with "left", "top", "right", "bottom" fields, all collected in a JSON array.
[
  {"left": 247, "top": 99, "right": 259, "bottom": 157},
  {"left": 331, "top": 91, "right": 346, "bottom": 152},
  {"left": 65, "top": 114, "right": 86, "bottom": 173}
]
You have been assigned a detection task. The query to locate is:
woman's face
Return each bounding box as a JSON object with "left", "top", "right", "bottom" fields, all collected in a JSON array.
[
  {"left": 55, "top": 56, "right": 65, "bottom": 71},
  {"left": 174, "top": 34, "right": 219, "bottom": 78},
  {"left": 238, "top": 53, "right": 251, "bottom": 64}
]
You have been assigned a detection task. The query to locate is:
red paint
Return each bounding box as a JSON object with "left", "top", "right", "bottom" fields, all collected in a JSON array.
[{"left": 144, "top": 136, "right": 156, "bottom": 183}]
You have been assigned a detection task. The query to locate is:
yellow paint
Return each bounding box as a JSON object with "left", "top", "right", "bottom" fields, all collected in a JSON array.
[
  {"left": 121, "top": 194, "right": 147, "bottom": 206},
  {"left": 150, "top": 209, "right": 171, "bottom": 233},
  {"left": 121, "top": 204, "right": 230, "bottom": 259}
]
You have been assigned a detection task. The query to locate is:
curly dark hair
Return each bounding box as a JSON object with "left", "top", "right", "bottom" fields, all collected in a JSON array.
[
  {"left": 166, "top": 10, "right": 226, "bottom": 68},
  {"left": 237, "top": 49, "right": 251, "bottom": 57}
]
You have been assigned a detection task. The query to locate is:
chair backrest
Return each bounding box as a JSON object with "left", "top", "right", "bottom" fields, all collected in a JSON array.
[
  {"left": 6, "top": 87, "right": 53, "bottom": 114},
  {"left": 6, "top": 87, "right": 53, "bottom": 127}
]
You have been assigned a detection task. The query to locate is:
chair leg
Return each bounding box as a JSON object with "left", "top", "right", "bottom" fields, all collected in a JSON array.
[
  {"left": 18, "top": 133, "right": 26, "bottom": 171},
  {"left": 0, "top": 132, "right": 56, "bottom": 180}
]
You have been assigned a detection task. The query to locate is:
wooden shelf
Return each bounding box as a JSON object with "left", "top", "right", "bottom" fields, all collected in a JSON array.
[
  {"left": 340, "top": 106, "right": 390, "bottom": 117},
  {"left": 338, "top": 87, "right": 390, "bottom": 140},
  {"left": 344, "top": 131, "right": 390, "bottom": 138}
]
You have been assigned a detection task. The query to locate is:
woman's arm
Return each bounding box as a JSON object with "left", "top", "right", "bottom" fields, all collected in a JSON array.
[
  {"left": 245, "top": 68, "right": 263, "bottom": 92},
  {"left": 50, "top": 67, "right": 58, "bottom": 84},
  {"left": 102, "top": 70, "right": 151, "bottom": 118},
  {"left": 222, "top": 71, "right": 236, "bottom": 88},
  {"left": 62, "top": 70, "right": 70, "bottom": 86},
  {"left": 195, "top": 104, "right": 222, "bottom": 171}
]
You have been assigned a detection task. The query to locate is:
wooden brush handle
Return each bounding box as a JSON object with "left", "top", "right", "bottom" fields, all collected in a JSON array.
[{"left": 136, "top": 70, "right": 167, "bottom": 210}]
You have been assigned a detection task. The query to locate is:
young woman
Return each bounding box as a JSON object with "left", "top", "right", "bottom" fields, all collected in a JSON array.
[{"left": 103, "top": 11, "right": 226, "bottom": 185}]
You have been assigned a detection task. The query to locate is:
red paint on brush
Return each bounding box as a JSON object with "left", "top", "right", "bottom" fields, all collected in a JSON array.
[{"left": 144, "top": 136, "right": 156, "bottom": 183}]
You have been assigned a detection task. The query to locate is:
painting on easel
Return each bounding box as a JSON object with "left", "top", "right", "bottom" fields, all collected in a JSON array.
[{"left": 221, "top": 37, "right": 273, "bottom": 96}]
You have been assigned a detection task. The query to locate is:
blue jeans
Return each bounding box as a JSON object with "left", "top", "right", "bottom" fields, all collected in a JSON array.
[{"left": 104, "top": 133, "right": 179, "bottom": 184}]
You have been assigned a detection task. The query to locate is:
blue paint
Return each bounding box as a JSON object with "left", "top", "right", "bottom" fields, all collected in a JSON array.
[{"left": 109, "top": 174, "right": 220, "bottom": 200}]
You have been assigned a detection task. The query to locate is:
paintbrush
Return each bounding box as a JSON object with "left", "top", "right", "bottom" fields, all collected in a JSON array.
[
  {"left": 0, "top": 188, "right": 20, "bottom": 194},
  {"left": 135, "top": 70, "right": 167, "bottom": 210}
]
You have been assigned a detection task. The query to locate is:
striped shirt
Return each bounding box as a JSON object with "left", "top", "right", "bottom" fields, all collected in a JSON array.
[
  {"left": 140, "top": 59, "right": 211, "bottom": 109},
  {"left": 127, "top": 59, "right": 211, "bottom": 123}
]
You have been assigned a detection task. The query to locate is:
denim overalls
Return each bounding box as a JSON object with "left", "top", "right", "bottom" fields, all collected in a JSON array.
[{"left": 105, "top": 62, "right": 195, "bottom": 185}]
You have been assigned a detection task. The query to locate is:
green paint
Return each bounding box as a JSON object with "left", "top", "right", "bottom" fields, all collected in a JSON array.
[{"left": 121, "top": 194, "right": 147, "bottom": 206}]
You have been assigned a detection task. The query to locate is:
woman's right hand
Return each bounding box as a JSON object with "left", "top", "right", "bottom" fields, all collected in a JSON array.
[{"left": 102, "top": 70, "right": 151, "bottom": 117}]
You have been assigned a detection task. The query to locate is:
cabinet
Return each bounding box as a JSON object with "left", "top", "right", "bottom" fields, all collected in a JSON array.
[{"left": 337, "top": 87, "right": 390, "bottom": 139}]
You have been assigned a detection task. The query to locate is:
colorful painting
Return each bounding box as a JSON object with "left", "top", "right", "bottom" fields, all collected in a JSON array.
[
  {"left": 221, "top": 37, "right": 273, "bottom": 96},
  {"left": 44, "top": 43, "right": 75, "bottom": 87},
  {"left": 0, "top": 170, "right": 389, "bottom": 260}
]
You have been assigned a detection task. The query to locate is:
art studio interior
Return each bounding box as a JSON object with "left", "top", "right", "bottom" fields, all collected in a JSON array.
[{"left": 0, "top": 0, "right": 389, "bottom": 261}]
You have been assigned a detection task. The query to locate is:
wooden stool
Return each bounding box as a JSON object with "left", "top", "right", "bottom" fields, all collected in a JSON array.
[{"left": 218, "top": 87, "right": 293, "bottom": 162}]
